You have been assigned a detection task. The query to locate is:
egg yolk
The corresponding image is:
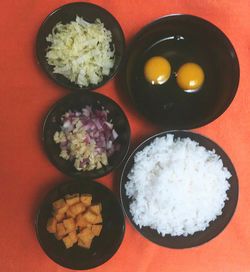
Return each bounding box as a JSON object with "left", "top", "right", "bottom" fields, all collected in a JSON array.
[
  {"left": 144, "top": 56, "right": 171, "bottom": 85},
  {"left": 177, "top": 63, "right": 205, "bottom": 92}
]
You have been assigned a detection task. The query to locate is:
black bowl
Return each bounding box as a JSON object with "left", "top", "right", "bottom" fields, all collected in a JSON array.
[
  {"left": 36, "top": 2, "right": 125, "bottom": 91},
  {"left": 125, "top": 14, "right": 240, "bottom": 129},
  {"left": 42, "top": 92, "right": 130, "bottom": 179},
  {"left": 35, "top": 180, "right": 125, "bottom": 269},
  {"left": 120, "top": 130, "right": 238, "bottom": 248}
]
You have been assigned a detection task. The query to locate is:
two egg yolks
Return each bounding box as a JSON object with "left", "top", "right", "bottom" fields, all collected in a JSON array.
[{"left": 144, "top": 57, "right": 205, "bottom": 91}]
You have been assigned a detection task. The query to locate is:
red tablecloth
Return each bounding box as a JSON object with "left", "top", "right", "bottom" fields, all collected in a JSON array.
[{"left": 0, "top": 0, "right": 249, "bottom": 271}]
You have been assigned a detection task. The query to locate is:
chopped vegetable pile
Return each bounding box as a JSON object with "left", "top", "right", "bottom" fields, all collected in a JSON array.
[
  {"left": 46, "top": 16, "right": 115, "bottom": 87},
  {"left": 54, "top": 106, "right": 120, "bottom": 171},
  {"left": 47, "top": 193, "right": 103, "bottom": 249}
]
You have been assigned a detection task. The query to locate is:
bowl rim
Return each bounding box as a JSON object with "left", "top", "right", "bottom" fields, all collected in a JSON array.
[
  {"left": 36, "top": 1, "right": 126, "bottom": 91},
  {"left": 124, "top": 14, "right": 240, "bottom": 130},
  {"left": 42, "top": 91, "right": 131, "bottom": 179},
  {"left": 35, "top": 179, "right": 126, "bottom": 270},
  {"left": 120, "top": 129, "right": 239, "bottom": 249}
]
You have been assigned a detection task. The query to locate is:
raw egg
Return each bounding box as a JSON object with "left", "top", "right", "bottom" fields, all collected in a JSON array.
[
  {"left": 177, "top": 62, "right": 205, "bottom": 92},
  {"left": 144, "top": 56, "right": 171, "bottom": 85}
]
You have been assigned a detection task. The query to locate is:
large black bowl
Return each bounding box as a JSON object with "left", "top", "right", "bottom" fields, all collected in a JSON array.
[
  {"left": 120, "top": 130, "right": 238, "bottom": 248},
  {"left": 42, "top": 92, "right": 130, "bottom": 179},
  {"left": 125, "top": 14, "right": 240, "bottom": 129},
  {"left": 35, "top": 180, "right": 125, "bottom": 270},
  {"left": 36, "top": 2, "right": 125, "bottom": 91}
]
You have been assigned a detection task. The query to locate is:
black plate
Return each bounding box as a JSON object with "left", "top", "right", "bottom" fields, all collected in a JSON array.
[
  {"left": 36, "top": 2, "right": 125, "bottom": 91},
  {"left": 42, "top": 92, "right": 130, "bottom": 179},
  {"left": 35, "top": 180, "right": 125, "bottom": 269},
  {"left": 120, "top": 130, "right": 238, "bottom": 248},
  {"left": 125, "top": 14, "right": 240, "bottom": 129}
]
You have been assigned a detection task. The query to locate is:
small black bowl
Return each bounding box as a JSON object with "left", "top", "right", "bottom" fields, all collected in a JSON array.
[
  {"left": 125, "top": 14, "right": 240, "bottom": 129},
  {"left": 42, "top": 91, "right": 130, "bottom": 179},
  {"left": 36, "top": 2, "right": 125, "bottom": 91},
  {"left": 35, "top": 180, "right": 125, "bottom": 270},
  {"left": 120, "top": 130, "right": 238, "bottom": 248}
]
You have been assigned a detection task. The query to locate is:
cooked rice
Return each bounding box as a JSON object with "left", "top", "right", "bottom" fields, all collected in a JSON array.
[{"left": 125, "top": 134, "right": 231, "bottom": 236}]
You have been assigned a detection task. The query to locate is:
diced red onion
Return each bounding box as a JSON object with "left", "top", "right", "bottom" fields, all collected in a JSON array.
[{"left": 57, "top": 105, "right": 120, "bottom": 171}]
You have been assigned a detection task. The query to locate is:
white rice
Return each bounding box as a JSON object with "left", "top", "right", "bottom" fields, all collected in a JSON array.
[{"left": 125, "top": 134, "right": 231, "bottom": 236}]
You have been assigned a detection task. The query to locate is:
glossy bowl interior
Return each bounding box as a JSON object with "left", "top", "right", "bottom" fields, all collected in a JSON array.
[
  {"left": 125, "top": 14, "right": 240, "bottom": 129},
  {"left": 35, "top": 180, "right": 125, "bottom": 269},
  {"left": 36, "top": 2, "right": 125, "bottom": 91},
  {"left": 42, "top": 92, "right": 130, "bottom": 179},
  {"left": 120, "top": 130, "right": 238, "bottom": 248}
]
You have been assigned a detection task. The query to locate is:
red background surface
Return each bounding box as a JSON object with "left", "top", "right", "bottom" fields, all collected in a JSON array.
[{"left": 0, "top": 0, "right": 250, "bottom": 271}]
